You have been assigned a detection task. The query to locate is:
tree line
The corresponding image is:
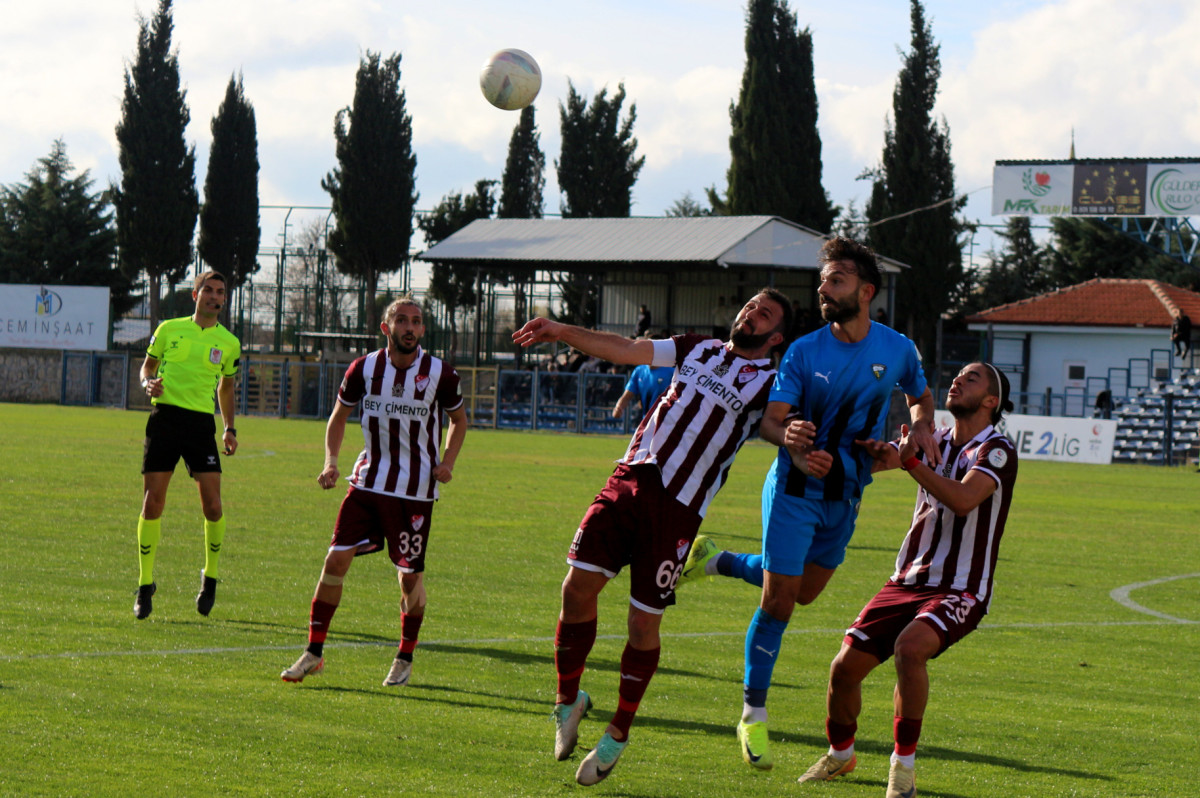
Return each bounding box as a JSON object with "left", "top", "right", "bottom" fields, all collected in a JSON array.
[{"left": 1, "top": 0, "right": 1195, "bottom": 359}]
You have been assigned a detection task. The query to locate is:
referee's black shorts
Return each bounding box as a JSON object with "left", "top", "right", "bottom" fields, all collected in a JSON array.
[{"left": 142, "top": 403, "right": 221, "bottom": 477}]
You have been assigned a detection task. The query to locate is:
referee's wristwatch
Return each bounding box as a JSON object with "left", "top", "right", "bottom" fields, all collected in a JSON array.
[
  {"left": 225, "top": 427, "right": 237, "bottom": 437},
  {"left": 140, "top": 377, "right": 150, "bottom": 391}
]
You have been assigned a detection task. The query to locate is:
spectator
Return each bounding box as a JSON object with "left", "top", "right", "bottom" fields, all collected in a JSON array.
[
  {"left": 1171, "top": 309, "right": 1192, "bottom": 360},
  {"left": 874, "top": 307, "right": 889, "bottom": 327},
  {"left": 635, "top": 305, "right": 652, "bottom": 338}
]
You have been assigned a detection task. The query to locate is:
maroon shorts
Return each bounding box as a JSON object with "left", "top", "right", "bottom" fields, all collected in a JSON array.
[
  {"left": 569, "top": 463, "right": 703, "bottom": 614},
  {"left": 331, "top": 487, "right": 434, "bottom": 573},
  {"left": 843, "top": 581, "right": 988, "bottom": 662}
]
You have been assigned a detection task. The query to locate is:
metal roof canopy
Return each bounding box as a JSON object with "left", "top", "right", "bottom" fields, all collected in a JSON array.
[{"left": 415, "top": 216, "right": 910, "bottom": 274}]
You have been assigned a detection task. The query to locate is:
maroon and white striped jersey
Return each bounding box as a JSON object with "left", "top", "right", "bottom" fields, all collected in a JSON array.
[
  {"left": 337, "top": 347, "right": 463, "bottom": 501},
  {"left": 890, "top": 425, "right": 1018, "bottom": 611},
  {"left": 621, "top": 334, "right": 776, "bottom": 517}
]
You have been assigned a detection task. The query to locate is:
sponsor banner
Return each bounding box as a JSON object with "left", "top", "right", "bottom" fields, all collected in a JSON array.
[
  {"left": 993, "top": 161, "right": 1200, "bottom": 217},
  {"left": 934, "top": 411, "right": 1116, "bottom": 464},
  {"left": 0, "top": 284, "right": 110, "bottom": 350},
  {"left": 992, "top": 164, "right": 1074, "bottom": 215}
]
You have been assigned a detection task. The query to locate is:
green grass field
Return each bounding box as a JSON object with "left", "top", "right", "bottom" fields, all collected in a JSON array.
[{"left": 2, "top": 403, "right": 1198, "bottom": 797}]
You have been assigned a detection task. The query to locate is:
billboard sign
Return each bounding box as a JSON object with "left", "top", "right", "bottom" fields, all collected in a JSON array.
[
  {"left": 0, "top": 284, "right": 110, "bottom": 350},
  {"left": 993, "top": 159, "right": 1200, "bottom": 217},
  {"left": 932, "top": 412, "right": 1116, "bottom": 465}
]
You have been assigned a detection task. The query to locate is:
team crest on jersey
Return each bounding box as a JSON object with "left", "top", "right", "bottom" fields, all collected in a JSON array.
[
  {"left": 209, "top": 348, "right": 223, "bottom": 365},
  {"left": 871, "top": 363, "right": 886, "bottom": 380},
  {"left": 736, "top": 364, "right": 758, "bottom": 385},
  {"left": 411, "top": 514, "right": 425, "bottom": 531},
  {"left": 988, "top": 448, "right": 1008, "bottom": 468},
  {"left": 713, "top": 362, "right": 730, "bottom": 378},
  {"left": 676, "top": 539, "right": 690, "bottom": 560},
  {"left": 414, "top": 375, "right": 429, "bottom": 394}
]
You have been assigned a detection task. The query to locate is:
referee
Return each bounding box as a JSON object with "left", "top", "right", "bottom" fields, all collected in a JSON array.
[{"left": 134, "top": 270, "right": 242, "bottom": 620}]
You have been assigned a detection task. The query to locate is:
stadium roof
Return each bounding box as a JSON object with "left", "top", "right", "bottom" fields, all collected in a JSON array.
[
  {"left": 965, "top": 278, "right": 1200, "bottom": 328},
  {"left": 415, "top": 216, "right": 910, "bottom": 273}
]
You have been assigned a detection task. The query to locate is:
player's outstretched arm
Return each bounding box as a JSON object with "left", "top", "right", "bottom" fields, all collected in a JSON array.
[{"left": 512, "top": 318, "right": 655, "bottom": 366}]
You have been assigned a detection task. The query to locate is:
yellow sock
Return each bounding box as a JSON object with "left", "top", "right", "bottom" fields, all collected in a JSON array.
[
  {"left": 203, "top": 517, "right": 226, "bottom": 580},
  {"left": 137, "top": 516, "right": 161, "bottom": 586}
]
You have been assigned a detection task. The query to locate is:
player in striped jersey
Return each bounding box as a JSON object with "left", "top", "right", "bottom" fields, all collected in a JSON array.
[
  {"left": 512, "top": 289, "right": 807, "bottom": 786},
  {"left": 281, "top": 297, "right": 467, "bottom": 688},
  {"left": 798, "top": 362, "right": 1017, "bottom": 797}
]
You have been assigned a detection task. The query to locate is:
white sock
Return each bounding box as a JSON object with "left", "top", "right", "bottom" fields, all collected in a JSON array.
[
  {"left": 829, "top": 744, "right": 854, "bottom": 761},
  {"left": 741, "top": 704, "right": 768, "bottom": 724},
  {"left": 891, "top": 751, "right": 915, "bottom": 769}
]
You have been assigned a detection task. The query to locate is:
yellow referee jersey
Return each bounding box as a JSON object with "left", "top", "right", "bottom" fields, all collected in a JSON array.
[{"left": 146, "top": 316, "right": 241, "bottom": 415}]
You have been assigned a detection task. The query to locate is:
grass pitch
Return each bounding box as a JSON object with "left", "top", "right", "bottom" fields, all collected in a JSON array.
[{"left": 1, "top": 403, "right": 1197, "bottom": 797}]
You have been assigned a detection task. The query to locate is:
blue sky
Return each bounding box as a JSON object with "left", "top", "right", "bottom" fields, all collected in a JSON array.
[{"left": 2, "top": 0, "right": 1197, "bottom": 274}]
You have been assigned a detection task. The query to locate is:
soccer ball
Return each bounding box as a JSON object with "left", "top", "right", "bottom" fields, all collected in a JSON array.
[{"left": 479, "top": 48, "right": 542, "bottom": 111}]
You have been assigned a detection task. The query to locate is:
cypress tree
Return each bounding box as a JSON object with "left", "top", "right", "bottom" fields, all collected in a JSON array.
[
  {"left": 496, "top": 106, "right": 545, "bottom": 356},
  {"left": 322, "top": 51, "right": 418, "bottom": 334},
  {"left": 198, "top": 73, "right": 261, "bottom": 294},
  {"left": 112, "top": 0, "right": 198, "bottom": 328},
  {"left": 712, "top": 0, "right": 836, "bottom": 231},
  {"left": 865, "top": 0, "right": 965, "bottom": 361}
]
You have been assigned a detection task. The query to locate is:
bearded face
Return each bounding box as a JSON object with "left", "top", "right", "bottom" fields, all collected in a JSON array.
[{"left": 819, "top": 291, "right": 860, "bottom": 325}]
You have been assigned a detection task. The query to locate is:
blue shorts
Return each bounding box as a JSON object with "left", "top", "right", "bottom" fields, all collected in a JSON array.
[{"left": 760, "top": 478, "right": 860, "bottom": 575}]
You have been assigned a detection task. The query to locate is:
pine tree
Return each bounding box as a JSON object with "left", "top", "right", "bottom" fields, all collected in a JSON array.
[
  {"left": 0, "top": 140, "right": 132, "bottom": 313},
  {"left": 498, "top": 106, "right": 545, "bottom": 220},
  {"left": 962, "top": 216, "right": 1051, "bottom": 314},
  {"left": 321, "top": 51, "right": 418, "bottom": 334},
  {"left": 112, "top": 0, "right": 198, "bottom": 329},
  {"left": 713, "top": 0, "right": 836, "bottom": 231},
  {"left": 419, "top": 181, "right": 495, "bottom": 362},
  {"left": 198, "top": 73, "right": 261, "bottom": 295},
  {"left": 865, "top": 0, "right": 965, "bottom": 361},
  {"left": 1048, "top": 217, "right": 1200, "bottom": 290},
  {"left": 556, "top": 81, "right": 645, "bottom": 218},
  {"left": 555, "top": 81, "right": 643, "bottom": 326}
]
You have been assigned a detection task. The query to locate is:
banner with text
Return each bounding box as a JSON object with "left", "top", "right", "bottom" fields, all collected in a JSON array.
[
  {"left": 931, "top": 412, "right": 1117, "bottom": 464},
  {"left": 0, "top": 284, "right": 110, "bottom": 350},
  {"left": 992, "top": 160, "right": 1200, "bottom": 217}
]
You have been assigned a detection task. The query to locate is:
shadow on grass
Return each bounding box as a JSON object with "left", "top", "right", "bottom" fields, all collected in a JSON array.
[{"left": 424, "top": 643, "right": 728, "bottom": 685}]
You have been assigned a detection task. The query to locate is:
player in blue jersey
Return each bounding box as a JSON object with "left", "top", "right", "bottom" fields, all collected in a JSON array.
[{"left": 680, "top": 236, "right": 939, "bottom": 773}]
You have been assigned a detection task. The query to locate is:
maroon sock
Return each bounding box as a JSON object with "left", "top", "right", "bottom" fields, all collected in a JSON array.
[
  {"left": 554, "top": 617, "right": 597, "bottom": 705},
  {"left": 609, "top": 643, "right": 660, "bottom": 741},
  {"left": 397, "top": 613, "right": 423, "bottom": 660},
  {"left": 893, "top": 716, "right": 923, "bottom": 757},
  {"left": 307, "top": 599, "right": 338, "bottom": 655},
  {"left": 826, "top": 717, "right": 857, "bottom": 751}
]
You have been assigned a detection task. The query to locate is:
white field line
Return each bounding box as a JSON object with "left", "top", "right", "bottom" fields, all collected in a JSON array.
[{"left": 1108, "top": 572, "right": 1200, "bottom": 623}]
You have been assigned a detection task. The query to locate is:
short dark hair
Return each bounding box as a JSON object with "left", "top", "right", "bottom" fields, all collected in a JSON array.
[
  {"left": 818, "top": 236, "right": 882, "bottom": 295},
  {"left": 753, "top": 287, "right": 793, "bottom": 340},
  {"left": 980, "top": 362, "right": 1015, "bottom": 424},
  {"left": 193, "top": 271, "right": 227, "bottom": 292}
]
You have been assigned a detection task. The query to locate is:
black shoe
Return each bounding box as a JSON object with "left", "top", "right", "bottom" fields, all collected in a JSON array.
[
  {"left": 134, "top": 583, "right": 156, "bottom": 620},
  {"left": 196, "top": 573, "right": 218, "bottom": 616}
]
